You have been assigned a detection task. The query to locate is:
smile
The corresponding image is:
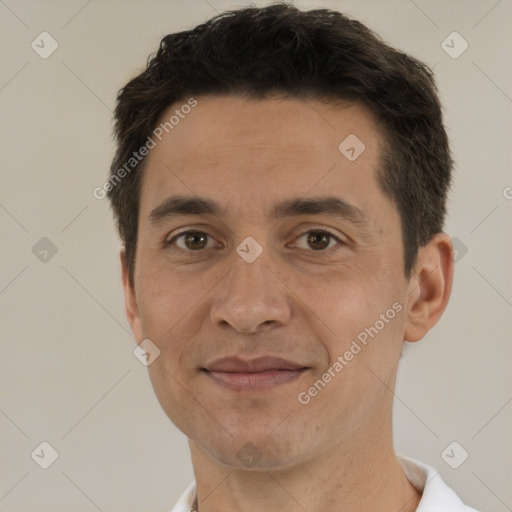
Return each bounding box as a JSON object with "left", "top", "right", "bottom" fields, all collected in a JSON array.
[{"left": 202, "top": 356, "right": 309, "bottom": 392}]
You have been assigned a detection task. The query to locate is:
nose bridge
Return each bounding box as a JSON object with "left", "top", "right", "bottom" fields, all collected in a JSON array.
[{"left": 210, "top": 240, "right": 291, "bottom": 333}]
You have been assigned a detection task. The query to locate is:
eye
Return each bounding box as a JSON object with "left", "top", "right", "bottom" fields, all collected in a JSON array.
[
  {"left": 166, "top": 230, "right": 219, "bottom": 251},
  {"left": 293, "top": 229, "right": 344, "bottom": 251},
  {"left": 165, "top": 228, "right": 345, "bottom": 253}
]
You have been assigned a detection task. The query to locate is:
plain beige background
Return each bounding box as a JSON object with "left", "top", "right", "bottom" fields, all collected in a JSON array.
[{"left": 0, "top": 0, "right": 510, "bottom": 511}]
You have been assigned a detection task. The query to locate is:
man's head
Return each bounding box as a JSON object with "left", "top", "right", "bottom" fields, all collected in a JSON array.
[
  {"left": 109, "top": 4, "right": 454, "bottom": 472},
  {"left": 107, "top": 3, "right": 453, "bottom": 287}
]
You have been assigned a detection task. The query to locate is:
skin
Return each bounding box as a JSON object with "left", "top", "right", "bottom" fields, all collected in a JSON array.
[{"left": 121, "top": 95, "right": 454, "bottom": 512}]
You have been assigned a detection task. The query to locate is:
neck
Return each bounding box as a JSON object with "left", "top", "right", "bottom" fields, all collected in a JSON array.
[{"left": 187, "top": 423, "right": 421, "bottom": 512}]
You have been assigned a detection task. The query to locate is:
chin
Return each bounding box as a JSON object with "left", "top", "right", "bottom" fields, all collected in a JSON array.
[{"left": 194, "top": 427, "right": 309, "bottom": 471}]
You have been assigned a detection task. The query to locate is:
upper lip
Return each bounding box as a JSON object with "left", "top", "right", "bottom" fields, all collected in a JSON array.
[{"left": 204, "top": 356, "right": 306, "bottom": 373}]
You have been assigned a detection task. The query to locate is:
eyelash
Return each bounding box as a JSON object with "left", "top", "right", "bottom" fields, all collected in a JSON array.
[{"left": 164, "top": 228, "right": 345, "bottom": 253}]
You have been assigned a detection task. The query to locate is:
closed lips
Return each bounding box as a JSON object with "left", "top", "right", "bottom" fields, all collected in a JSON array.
[
  {"left": 204, "top": 356, "right": 307, "bottom": 372},
  {"left": 203, "top": 356, "right": 309, "bottom": 392}
]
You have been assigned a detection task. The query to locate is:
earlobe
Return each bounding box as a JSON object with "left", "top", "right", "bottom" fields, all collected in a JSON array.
[
  {"left": 403, "top": 233, "right": 454, "bottom": 342},
  {"left": 120, "top": 248, "right": 143, "bottom": 343}
]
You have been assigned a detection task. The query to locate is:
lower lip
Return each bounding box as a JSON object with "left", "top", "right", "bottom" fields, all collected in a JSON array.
[{"left": 204, "top": 369, "right": 307, "bottom": 392}]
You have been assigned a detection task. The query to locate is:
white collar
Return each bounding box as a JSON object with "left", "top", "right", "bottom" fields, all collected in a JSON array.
[
  {"left": 396, "top": 454, "right": 478, "bottom": 511},
  {"left": 170, "top": 454, "right": 479, "bottom": 511}
]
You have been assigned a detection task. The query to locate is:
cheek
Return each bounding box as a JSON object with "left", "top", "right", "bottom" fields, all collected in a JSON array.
[
  {"left": 136, "top": 259, "right": 203, "bottom": 328},
  {"left": 135, "top": 274, "right": 190, "bottom": 369},
  {"left": 312, "top": 272, "right": 406, "bottom": 367},
  {"left": 146, "top": 360, "right": 199, "bottom": 437},
  {"left": 135, "top": 261, "right": 226, "bottom": 373}
]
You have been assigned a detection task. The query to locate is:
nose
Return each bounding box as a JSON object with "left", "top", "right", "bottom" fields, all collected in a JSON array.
[{"left": 210, "top": 248, "right": 292, "bottom": 334}]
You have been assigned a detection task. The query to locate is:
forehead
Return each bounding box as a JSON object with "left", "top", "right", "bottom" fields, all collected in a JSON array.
[
  {"left": 152, "top": 94, "right": 380, "bottom": 153},
  {"left": 139, "top": 95, "right": 389, "bottom": 222}
]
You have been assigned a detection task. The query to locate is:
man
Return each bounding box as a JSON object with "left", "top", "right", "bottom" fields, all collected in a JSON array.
[{"left": 106, "top": 4, "right": 478, "bottom": 511}]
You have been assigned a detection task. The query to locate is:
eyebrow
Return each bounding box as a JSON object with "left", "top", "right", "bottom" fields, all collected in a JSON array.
[{"left": 148, "top": 195, "right": 371, "bottom": 227}]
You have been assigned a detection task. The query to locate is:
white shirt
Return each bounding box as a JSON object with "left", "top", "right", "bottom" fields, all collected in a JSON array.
[{"left": 170, "top": 454, "right": 479, "bottom": 511}]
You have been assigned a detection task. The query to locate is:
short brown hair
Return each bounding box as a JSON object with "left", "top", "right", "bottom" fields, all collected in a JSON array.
[{"left": 107, "top": 3, "right": 453, "bottom": 286}]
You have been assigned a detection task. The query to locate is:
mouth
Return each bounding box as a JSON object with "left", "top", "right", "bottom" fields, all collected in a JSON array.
[{"left": 202, "top": 356, "right": 309, "bottom": 392}]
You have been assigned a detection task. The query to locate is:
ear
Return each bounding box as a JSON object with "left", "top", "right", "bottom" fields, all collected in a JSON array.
[
  {"left": 120, "top": 247, "right": 143, "bottom": 344},
  {"left": 404, "top": 233, "right": 454, "bottom": 342}
]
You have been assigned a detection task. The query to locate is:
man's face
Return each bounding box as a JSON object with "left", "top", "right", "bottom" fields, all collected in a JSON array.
[{"left": 125, "top": 95, "right": 412, "bottom": 469}]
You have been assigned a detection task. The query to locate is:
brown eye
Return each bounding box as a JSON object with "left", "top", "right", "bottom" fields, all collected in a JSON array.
[
  {"left": 294, "top": 229, "right": 343, "bottom": 251},
  {"left": 168, "top": 231, "right": 216, "bottom": 251},
  {"left": 307, "top": 231, "right": 332, "bottom": 250}
]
